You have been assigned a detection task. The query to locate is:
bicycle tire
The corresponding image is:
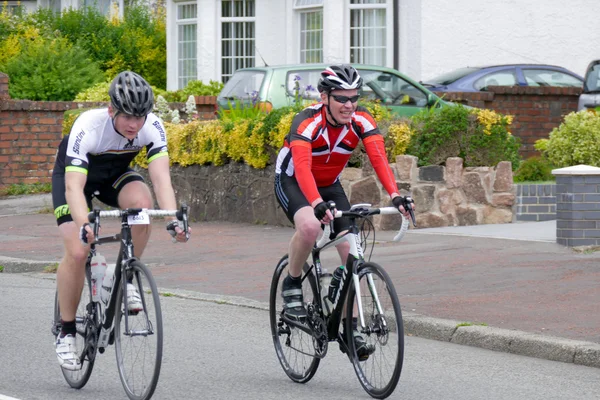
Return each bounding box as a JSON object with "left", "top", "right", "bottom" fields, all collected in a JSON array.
[
  {"left": 346, "top": 262, "right": 404, "bottom": 399},
  {"left": 114, "top": 260, "right": 163, "bottom": 400},
  {"left": 269, "top": 254, "right": 321, "bottom": 383},
  {"left": 53, "top": 273, "right": 96, "bottom": 389}
]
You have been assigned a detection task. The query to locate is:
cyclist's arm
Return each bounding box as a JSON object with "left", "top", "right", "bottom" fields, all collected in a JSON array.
[
  {"left": 362, "top": 134, "right": 399, "bottom": 199},
  {"left": 290, "top": 141, "right": 322, "bottom": 207},
  {"left": 147, "top": 156, "right": 178, "bottom": 219}
]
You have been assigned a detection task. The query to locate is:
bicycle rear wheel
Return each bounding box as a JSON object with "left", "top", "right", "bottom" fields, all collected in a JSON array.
[
  {"left": 346, "top": 262, "right": 404, "bottom": 399},
  {"left": 269, "top": 255, "right": 320, "bottom": 383},
  {"left": 114, "top": 260, "right": 163, "bottom": 400},
  {"left": 53, "top": 273, "right": 96, "bottom": 389}
]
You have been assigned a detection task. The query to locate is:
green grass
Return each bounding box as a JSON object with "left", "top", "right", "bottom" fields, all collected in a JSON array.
[
  {"left": 0, "top": 182, "right": 52, "bottom": 197},
  {"left": 456, "top": 321, "right": 488, "bottom": 327},
  {"left": 161, "top": 292, "right": 174, "bottom": 297},
  {"left": 0, "top": 265, "right": 4, "bottom": 272},
  {"left": 515, "top": 180, "right": 555, "bottom": 185},
  {"left": 44, "top": 263, "right": 59, "bottom": 273}
]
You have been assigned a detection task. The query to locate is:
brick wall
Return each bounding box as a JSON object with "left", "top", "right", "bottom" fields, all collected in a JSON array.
[
  {"left": 515, "top": 183, "right": 556, "bottom": 222},
  {"left": 435, "top": 86, "right": 581, "bottom": 158},
  {"left": 0, "top": 73, "right": 217, "bottom": 189}
]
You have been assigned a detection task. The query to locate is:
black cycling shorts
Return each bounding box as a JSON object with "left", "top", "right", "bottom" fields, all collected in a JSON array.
[
  {"left": 274, "top": 173, "right": 351, "bottom": 234},
  {"left": 52, "top": 168, "right": 145, "bottom": 226}
]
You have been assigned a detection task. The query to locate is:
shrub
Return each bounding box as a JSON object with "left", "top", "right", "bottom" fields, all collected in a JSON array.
[
  {"left": 162, "top": 80, "right": 225, "bottom": 102},
  {"left": 513, "top": 156, "right": 555, "bottom": 182},
  {"left": 405, "top": 104, "right": 521, "bottom": 169},
  {"left": 5, "top": 36, "right": 103, "bottom": 101},
  {"left": 536, "top": 111, "right": 600, "bottom": 168}
]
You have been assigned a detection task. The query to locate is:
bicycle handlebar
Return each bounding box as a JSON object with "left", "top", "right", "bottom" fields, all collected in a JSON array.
[
  {"left": 332, "top": 206, "right": 411, "bottom": 242},
  {"left": 87, "top": 204, "right": 190, "bottom": 242}
]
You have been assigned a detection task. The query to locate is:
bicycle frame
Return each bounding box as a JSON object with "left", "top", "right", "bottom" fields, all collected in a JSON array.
[
  {"left": 88, "top": 206, "right": 189, "bottom": 349},
  {"left": 300, "top": 205, "right": 409, "bottom": 342}
]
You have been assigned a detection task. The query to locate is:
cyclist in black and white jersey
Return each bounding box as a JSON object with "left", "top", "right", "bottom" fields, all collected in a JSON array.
[{"left": 52, "top": 71, "right": 191, "bottom": 370}]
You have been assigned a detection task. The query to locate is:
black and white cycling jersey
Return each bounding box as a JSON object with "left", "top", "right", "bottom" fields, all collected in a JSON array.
[{"left": 55, "top": 108, "right": 168, "bottom": 183}]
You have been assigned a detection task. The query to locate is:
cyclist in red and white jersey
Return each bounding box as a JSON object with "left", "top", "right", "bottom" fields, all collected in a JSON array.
[
  {"left": 52, "top": 71, "right": 190, "bottom": 370},
  {"left": 274, "top": 64, "right": 413, "bottom": 360}
]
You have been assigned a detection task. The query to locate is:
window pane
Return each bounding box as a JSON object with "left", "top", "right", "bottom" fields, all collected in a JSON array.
[
  {"left": 221, "top": 21, "right": 255, "bottom": 82},
  {"left": 222, "top": 0, "right": 255, "bottom": 17},
  {"left": 349, "top": 8, "right": 386, "bottom": 66},
  {"left": 178, "top": 23, "right": 197, "bottom": 88},
  {"left": 523, "top": 69, "right": 583, "bottom": 88},
  {"left": 178, "top": 3, "right": 197, "bottom": 20},
  {"left": 474, "top": 72, "right": 518, "bottom": 91},
  {"left": 219, "top": 70, "right": 265, "bottom": 99},
  {"left": 294, "top": 0, "right": 324, "bottom": 7},
  {"left": 359, "top": 69, "right": 427, "bottom": 106},
  {"left": 300, "top": 10, "right": 323, "bottom": 63},
  {"left": 585, "top": 64, "right": 600, "bottom": 92},
  {"left": 285, "top": 70, "right": 321, "bottom": 100}
]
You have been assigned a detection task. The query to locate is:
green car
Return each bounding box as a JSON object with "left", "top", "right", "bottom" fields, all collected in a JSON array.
[{"left": 217, "top": 63, "right": 449, "bottom": 117}]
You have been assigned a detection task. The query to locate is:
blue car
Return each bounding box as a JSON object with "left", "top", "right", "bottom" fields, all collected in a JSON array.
[{"left": 420, "top": 64, "right": 584, "bottom": 92}]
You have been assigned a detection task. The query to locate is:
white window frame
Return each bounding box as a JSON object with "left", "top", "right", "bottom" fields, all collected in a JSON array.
[
  {"left": 296, "top": 6, "right": 323, "bottom": 64},
  {"left": 176, "top": 1, "right": 198, "bottom": 89},
  {"left": 347, "top": 0, "right": 393, "bottom": 67},
  {"left": 219, "top": 0, "right": 256, "bottom": 83}
]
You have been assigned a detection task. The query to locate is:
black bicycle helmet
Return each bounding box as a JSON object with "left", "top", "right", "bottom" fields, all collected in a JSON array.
[
  {"left": 317, "top": 64, "right": 363, "bottom": 93},
  {"left": 109, "top": 71, "right": 154, "bottom": 117}
]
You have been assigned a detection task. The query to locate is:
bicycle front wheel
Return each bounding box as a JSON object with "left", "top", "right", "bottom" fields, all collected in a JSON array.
[
  {"left": 53, "top": 274, "right": 96, "bottom": 389},
  {"left": 269, "top": 255, "right": 320, "bottom": 383},
  {"left": 346, "top": 262, "right": 404, "bottom": 399},
  {"left": 114, "top": 260, "right": 163, "bottom": 400}
]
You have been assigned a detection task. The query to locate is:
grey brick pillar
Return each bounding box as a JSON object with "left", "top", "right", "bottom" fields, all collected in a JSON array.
[{"left": 554, "top": 165, "right": 600, "bottom": 247}]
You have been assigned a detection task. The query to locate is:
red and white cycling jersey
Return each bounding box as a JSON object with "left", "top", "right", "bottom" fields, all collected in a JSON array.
[{"left": 275, "top": 103, "right": 398, "bottom": 204}]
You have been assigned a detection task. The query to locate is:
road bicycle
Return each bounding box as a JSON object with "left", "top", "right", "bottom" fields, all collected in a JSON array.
[
  {"left": 52, "top": 205, "right": 189, "bottom": 400},
  {"left": 269, "top": 201, "right": 415, "bottom": 399}
]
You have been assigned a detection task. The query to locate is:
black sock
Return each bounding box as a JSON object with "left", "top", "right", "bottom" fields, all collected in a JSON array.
[
  {"left": 287, "top": 274, "right": 302, "bottom": 284},
  {"left": 60, "top": 319, "right": 76, "bottom": 337}
]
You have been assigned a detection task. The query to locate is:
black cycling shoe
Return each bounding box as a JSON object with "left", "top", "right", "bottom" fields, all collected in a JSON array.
[
  {"left": 353, "top": 332, "right": 376, "bottom": 361},
  {"left": 340, "top": 331, "right": 376, "bottom": 361},
  {"left": 281, "top": 275, "right": 307, "bottom": 322}
]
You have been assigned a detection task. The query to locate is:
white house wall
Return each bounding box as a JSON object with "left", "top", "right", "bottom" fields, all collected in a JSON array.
[
  {"left": 418, "top": 0, "right": 600, "bottom": 81},
  {"left": 166, "top": 0, "right": 600, "bottom": 89}
]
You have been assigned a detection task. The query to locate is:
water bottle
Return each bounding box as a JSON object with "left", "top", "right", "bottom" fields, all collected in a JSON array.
[
  {"left": 90, "top": 253, "right": 107, "bottom": 302},
  {"left": 320, "top": 269, "right": 333, "bottom": 316},
  {"left": 327, "top": 265, "right": 345, "bottom": 304},
  {"left": 101, "top": 263, "right": 116, "bottom": 304}
]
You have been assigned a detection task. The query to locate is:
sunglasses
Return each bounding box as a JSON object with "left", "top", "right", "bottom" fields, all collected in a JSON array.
[{"left": 331, "top": 94, "right": 360, "bottom": 104}]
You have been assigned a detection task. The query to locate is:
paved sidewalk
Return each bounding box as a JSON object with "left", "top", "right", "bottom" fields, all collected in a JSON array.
[{"left": 1, "top": 194, "right": 599, "bottom": 368}]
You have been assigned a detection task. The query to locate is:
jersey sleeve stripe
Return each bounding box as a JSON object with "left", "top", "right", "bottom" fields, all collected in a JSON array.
[
  {"left": 147, "top": 151, "right": 169, "bottom": 163},
  {"left": 65, "top": 166, "right": 88, "bottom": 175}
]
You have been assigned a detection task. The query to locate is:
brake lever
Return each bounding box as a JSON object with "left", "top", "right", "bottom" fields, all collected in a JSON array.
[{"left": 404, "top": 196, "right": 417, "bottom": 227}]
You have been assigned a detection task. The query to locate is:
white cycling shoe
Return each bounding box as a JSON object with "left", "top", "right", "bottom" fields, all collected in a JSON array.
[
  {"left": 55, "top": 334, "right": 82, "bottom": 371},
  {"left": 127, "top": 283, "right": 143, "bottom": 313}
]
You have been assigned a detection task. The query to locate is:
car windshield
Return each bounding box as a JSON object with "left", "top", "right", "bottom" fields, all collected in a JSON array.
[
  {"left": 359, "top": 69, "right": 428, "bottom": 107},
  {"left": 424, "top": 67, "right": 480, "bottom": 85},
  {"left": 584, "top": 63, "right": 600, "bottom": 93},
  {"left": 218, "top": 70, "right": 266, "bottom": 100}
]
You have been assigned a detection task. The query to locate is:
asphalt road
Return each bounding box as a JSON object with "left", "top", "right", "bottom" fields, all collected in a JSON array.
[{"left": 0, "top": 274, "right": 598, "bottom": 400}]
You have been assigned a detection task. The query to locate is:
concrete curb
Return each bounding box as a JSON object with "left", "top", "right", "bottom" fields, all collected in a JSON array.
[
  {"left": 0, "top": 256, "right": 56, "bottom": 273},
  {"left": 13, "top": 273, "right": 600, "bottom": 370}
]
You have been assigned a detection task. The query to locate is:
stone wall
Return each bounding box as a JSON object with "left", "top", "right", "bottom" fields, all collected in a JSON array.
[{"left": 144, "top": 155, "right": 515, "bottom": 230}]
